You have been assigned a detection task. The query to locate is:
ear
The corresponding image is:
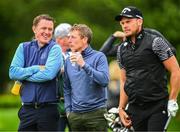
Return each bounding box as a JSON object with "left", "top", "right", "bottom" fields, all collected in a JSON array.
[
  {"left": 83, "top": 37, "right": 88, "bottom": 44},
  {"left": 137, "top": 19, "right": 143, "bottom": 26},
  {"left": 32, "top": 26, "right": 36, "bottom": 34}
]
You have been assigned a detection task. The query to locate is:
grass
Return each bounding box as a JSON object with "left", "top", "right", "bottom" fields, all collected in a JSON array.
[
  {"left": 167, "top": 114, "right": 180, "bottom": 131},
  {"left": 0, "top": 108, "right": 180, "bottom": 131},
  {"left": 0, "top": 108, "right": 19, "bottom": 131}
]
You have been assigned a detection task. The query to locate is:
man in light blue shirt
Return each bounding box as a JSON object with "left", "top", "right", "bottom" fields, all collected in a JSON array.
[
  {"left": 9, "top": 14, "right": 63, "bottom": 131},
  {"left": 64, "top": 24, "right": 109, "bottom": 131}
]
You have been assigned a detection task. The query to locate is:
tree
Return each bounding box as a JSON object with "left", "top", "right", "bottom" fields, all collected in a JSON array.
[{"left": 0, "top": 0, "right": 180, "bottom": 93}]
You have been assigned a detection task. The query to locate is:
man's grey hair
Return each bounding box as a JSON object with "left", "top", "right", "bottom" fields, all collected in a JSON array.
[{"left": 54, "top": 23, "right": 72, "bottom": 38}]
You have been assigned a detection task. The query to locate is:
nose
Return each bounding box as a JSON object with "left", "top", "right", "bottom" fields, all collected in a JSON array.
[
  {"left": 122, "top": 23, "right": 127, "bottom": 28},
  {"left": 45, "top": 28, "right": 53, "bottom": 34},
  {"left": 44, "top": 28, "right": 49, "bottom": 33},
  {"left": 68, "top": 36, "right": 74, "bottom": 43},
  {"left": 68, "top": 38, "right": 71, "bottom": 43},
  {"left": 122, "top": 24, "right": 128, "bottom": 32}
]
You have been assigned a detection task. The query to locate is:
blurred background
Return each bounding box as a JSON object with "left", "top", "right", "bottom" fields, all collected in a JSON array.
[{"left": 0, "top": 0, "right": 180, "bottom": 131}]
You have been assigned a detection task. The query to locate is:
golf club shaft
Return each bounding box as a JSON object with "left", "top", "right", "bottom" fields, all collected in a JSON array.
[{"left": 164, "top": 115, "right": 172, "bottom": 132}]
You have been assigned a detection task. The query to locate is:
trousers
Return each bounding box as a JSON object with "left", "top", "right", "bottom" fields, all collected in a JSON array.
[
  {"left": 127, "top": 99, "right": 168, "bottom": 131},
  {"left": 68, "top": 108, "right": 107, "bottom": 131},
  {"left": 18, "top": 104, "right": 59, "bottom": 131}
]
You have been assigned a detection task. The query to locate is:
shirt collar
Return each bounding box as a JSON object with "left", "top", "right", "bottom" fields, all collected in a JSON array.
[
  {"left": 81, "top": 45, "right": 93, "bottom": 57},
  {"left": 126, "top": 29, "right": 144, "bottom": 44},
  {"left": 124, "top": 29, "right": 144, "bottom": 50}
]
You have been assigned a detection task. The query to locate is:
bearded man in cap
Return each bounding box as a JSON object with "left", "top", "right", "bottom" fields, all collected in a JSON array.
[{"left": 102, "top": 6, "right": 180, "bottom": 131}]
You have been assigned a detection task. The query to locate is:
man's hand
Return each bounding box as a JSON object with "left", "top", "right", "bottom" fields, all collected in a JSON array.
[
  {"left": 75, "top": 52, "right": 85, "bottom": 67},
  {"left": 39, "top": 65, "right": 45, "bottom": 70},
  {"left": 113, "top": 31, "right": 126, "bottom": 41},
  {"left": 70, "top": 52, "right": 85, "bottom": 67},
  {"left": 119, "top": 108, "right": 132, "bottom": 128},
  {"left": 168, "top": 100, "right": 179, "bottom": 117}
]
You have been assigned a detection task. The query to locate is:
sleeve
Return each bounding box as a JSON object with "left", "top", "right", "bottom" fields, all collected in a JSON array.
[
  {"left": 9, "top": 43, "right": 40, "bottom": 80},
  {"left": 144, "top": 28, "right": 176, "bottom": 56},
  {"left": 99, "top": 35, "right": 119, "bottom": 57},
  {"left": 152, "top": 37, "right": 174, "bottom": 61},
  {"left": 63, "top": 62, "right": 72, "bottom": 112},
  {"left": 82, "top": 52, "right": 109, "bottom": 87},
  {"left": 117, "top": 44, "right": 125, "bottom": 69},
  {"left": 26, "top": 44, "right": 63, "bottom": 82}
]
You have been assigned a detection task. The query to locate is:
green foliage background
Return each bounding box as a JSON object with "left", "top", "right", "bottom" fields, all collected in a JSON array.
[
  {"left": 0, "top": 0, "right": 180, "bottom": 131},
  {"left": 1, "top": 0, "right": 180, "bottom": 92}
]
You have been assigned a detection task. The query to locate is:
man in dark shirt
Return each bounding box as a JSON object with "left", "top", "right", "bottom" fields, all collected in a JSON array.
[{"left": 102, "top": 6, "right": 180, "bottom": 131}]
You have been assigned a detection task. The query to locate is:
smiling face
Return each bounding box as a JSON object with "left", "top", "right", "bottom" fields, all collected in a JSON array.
[{"left": 32, "top": 19, "right": 54, "bottom": 45}]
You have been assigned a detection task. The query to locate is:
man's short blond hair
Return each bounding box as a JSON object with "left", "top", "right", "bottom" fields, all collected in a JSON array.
[{"left": 70, "top": 24, "right": 93, "bottom": 44}]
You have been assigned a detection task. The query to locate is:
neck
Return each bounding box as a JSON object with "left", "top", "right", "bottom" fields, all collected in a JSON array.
[
  {"left": 130, "top": 36, "right": 136, "bottom": 44},
  {"left": 131, "top": 27, "right": 142, "bottom": 44},
  {"left": 38, "top": 42, "right": 45, "bottom": 48},
  {"left": 62, "top": 47, "right": 67, "bottom": 53},
  {"left": 79, "top": 44, "right": 88, "bottom": 53}
]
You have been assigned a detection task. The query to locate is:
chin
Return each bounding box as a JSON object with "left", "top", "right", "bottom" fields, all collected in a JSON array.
[{"left": 41, "top": 39, "right": 50, "bottom": 44}]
